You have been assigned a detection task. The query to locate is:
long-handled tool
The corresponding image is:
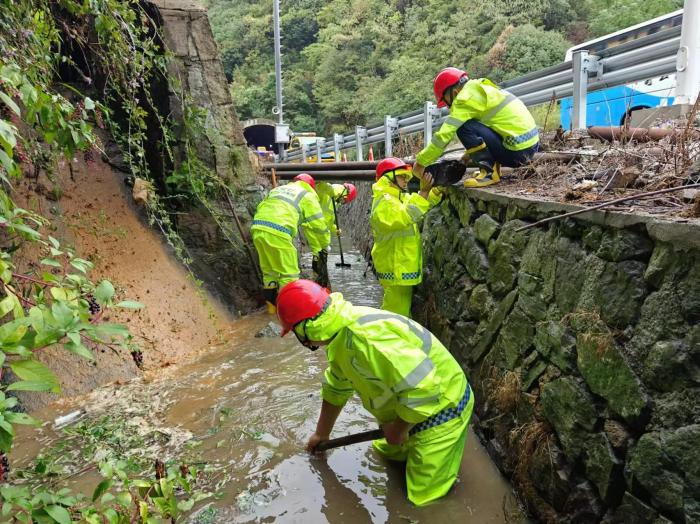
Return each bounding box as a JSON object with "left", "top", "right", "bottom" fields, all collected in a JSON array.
[
  {"left": 331, "top": 198, "right": 351, "bottom": 268},
  {"left": 315, "top": 429, "right": 384, "bottom": 452}
]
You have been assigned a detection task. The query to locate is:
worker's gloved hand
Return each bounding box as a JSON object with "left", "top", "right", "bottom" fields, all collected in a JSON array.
[
  {"left": 412, "top": 162, "right": 425, "bottom": 180},
  {"left": 460, "top": 152, "right": 471, "bottom": 165},
  {"left": 306, "top": 432, "right": 329, "bottom": 453},
  {"left": 419, "top": 172, "right": 434, "bottom": 200},
  {"left": 381, "top": 419, "right": 410, "bottom": 446},
  {"left": 336, "top": 228, "right": 342, "bottom": 236}
]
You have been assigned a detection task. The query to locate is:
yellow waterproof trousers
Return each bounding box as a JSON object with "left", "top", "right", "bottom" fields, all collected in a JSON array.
[
  {"left": 381, "top": 285, "right": 413, "bottom": 317},
  {"left": 372, "top": 392, "right": 474, "bottom": 506},
  {"left": 252, "top": 230, "right": 300, "bottom": 290}
]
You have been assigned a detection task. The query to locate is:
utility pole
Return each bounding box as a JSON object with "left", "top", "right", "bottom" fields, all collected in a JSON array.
[
  {"left": 272, "top": 0, "right": 287, "bottom": 158},
  {"left": 675, "top": 0, "right": 700, "bottom": 105},
  {"left": 273, "top": 0, "right": 283, "bottom": 124}
]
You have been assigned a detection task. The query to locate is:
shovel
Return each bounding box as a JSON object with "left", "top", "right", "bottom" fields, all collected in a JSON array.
[
  {"left": 315, "top": 428, "right": 384, "bottom": 452},
  {"left": 332, "top": 198, "right": 351, "bottom": 268}
]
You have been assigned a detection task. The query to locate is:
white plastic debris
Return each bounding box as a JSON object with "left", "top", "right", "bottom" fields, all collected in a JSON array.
[{"left": 53, "top": 410, "right": 84, "bottom": 429}]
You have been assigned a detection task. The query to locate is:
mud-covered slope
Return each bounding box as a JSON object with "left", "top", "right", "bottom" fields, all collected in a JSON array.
[{"left": 13, "top": 151, "right": 235, "bottom": 411}]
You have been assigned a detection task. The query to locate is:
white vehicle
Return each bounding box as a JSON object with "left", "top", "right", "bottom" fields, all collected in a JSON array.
[{"left": 560, "top": 9, "right": 682, "bottom": 128}]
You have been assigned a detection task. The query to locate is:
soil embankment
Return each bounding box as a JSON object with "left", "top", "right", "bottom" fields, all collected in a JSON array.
[{"left": 13, "top": 153, "right": 235, "bottom": 411}]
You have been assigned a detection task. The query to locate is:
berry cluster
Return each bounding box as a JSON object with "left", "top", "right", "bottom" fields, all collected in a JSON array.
[
  {"left": 70, "top": 101, "right": 85, "bottom": 121},
  {"left": 83, "top": 148, "right": 95, "bottom": 164},
  {"left": 13, "top": 144, "right": 28, "bottom": 164},
  {"left": 0, "top": 454, "right": 8, "bottom": 482},
  {"left": 95, "top": 107, "right": 104, "bottom": 129},
  {"left": 86, "top": 294, "right": 100, "bottom": 315},
  {"left": 131, "top": 349, "right": 144, "bottom": 368},
  {"left": 154, "top": 459, "right": 165, "bottom": 480}
]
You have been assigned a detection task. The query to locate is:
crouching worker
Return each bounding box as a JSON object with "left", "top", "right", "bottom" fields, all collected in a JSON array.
[
  {"left": 371, "top": 157, "right": 441, "bottom": 317},
  {"left": 251, "top": 173, "right": 330, "bottom": 312},
  {"left": 414, "top": 67, "right": 539, "bottom": 188},
  {"left": 316, "top": 182, "right": 357, "bottom": 236},
  {"left": 276, "top": 280, "right": 474, "bottom": 506}
]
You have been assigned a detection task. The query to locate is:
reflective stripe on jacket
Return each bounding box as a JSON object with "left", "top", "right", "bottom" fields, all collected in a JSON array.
[
  {"left": 370, "top": 176, "right": 440, "bottom": 286},
  {"left": 320, "top": 303, "right": 468, "bottom": 425},
  {"left": 316, "top": 182, "right": 346, "bottom": 234},
  {"left": 251, "top": 180, "right": 330, "bottom": 254},
  {"left": 416, "top": 78, "right": 539, "bottom": 166}
]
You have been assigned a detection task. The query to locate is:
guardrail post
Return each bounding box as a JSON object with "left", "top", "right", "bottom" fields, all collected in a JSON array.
[
  {"left": 384, "top": 116, "right": 398, "bottom": 157},
  {"left": 355, "top": 126, "right": 366, "bottom": 161},
  {"left": 315, "top": 139, "right": 323, "bottom": 163},
  {"left": 572, "top": 50, "right": 599, "bottom": 130},
  {"left": 302, "top": 144, "right": 308, "bottom": 163},
  {"left": 423, "top": 101, "right": 437, "bottom": 146},
  {"left": 675, "top": 0, "right": 700, "bottom": 105},
  {"left": 333, "top": 133, "right": 343, "bottom": 160}
]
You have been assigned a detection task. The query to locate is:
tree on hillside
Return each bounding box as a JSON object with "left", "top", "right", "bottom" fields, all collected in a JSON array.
[
  {"left": 485, "top": 24, "right": 570, "bottom": 82},
  {"left": 206, "top": 0, "right": 684, "bottom": 135},
  {"left": 586, "top": 0, "right": 683, "bottom": 37}
]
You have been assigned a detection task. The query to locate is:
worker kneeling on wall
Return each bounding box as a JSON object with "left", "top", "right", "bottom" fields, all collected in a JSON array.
[
  {"left": 277, "top": 279, "right": 474, "bottom": 506},
  {"left": 371, "top": 157, "right": 442, "bottom": 317},
  {"left": 251, "top": 173, "right": 331, "bottom": 312},
  {"left": 413, "top": 67, "right": 539, "bottom": 188}
]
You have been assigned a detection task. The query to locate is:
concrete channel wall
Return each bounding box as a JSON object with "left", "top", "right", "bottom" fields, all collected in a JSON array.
[{"left": 343, "top": 185, "right": 699, "bottom": 523}]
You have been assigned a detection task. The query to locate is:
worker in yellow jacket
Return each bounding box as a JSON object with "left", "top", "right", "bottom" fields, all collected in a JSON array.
[
  {"left": 414, "top": 67, "right": 539, "bottom": 188},
  {"left": 371, "top": 157, "right": 441, "bottom": 317},
  {"left": 251, "top": 173, "right": 330, "bottom": 311},
  {"left": 276, "top": 280, "right": 474, "bottom": 506},
  {"left": 316, "top": 182, "right": 357, "bottom": 235}
]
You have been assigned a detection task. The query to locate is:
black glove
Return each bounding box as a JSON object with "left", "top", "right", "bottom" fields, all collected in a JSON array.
[{"left": 312, "top": 250, "right": 330, "bottom": 289}]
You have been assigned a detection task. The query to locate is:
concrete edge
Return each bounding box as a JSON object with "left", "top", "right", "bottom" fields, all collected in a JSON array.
[{"left": 460, "top": 188, "right": 700, "bottom": 249}]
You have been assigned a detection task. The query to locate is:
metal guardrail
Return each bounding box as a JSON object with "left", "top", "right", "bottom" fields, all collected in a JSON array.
[{"left": 283, "top": 21, "right": 692, "bottom": 163}]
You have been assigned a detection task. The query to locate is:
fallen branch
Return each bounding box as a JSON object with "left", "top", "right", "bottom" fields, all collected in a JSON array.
[
  {"left": 515, "top": 183, "right": 700, "bottom": 232},
  {"left": 222, "top": 187, "right": 264, "bottom": 284}
]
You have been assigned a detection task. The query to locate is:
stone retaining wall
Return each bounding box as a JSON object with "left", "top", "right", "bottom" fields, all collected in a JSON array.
[
  {"left": 145, "top": 0, "right": 262, "bottom": 313},
  {"left": 412, "top": 189, "right": 699, "bottom": 523}
]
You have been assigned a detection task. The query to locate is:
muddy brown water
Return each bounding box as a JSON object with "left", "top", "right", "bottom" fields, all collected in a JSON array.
[{"left": 12, "top": 241, "right": 519, "bottom": 523}]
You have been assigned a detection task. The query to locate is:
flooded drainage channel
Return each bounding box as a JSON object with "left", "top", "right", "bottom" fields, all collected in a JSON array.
[{"left": 12, "top": 240, "right": 520, "bottom": 523}]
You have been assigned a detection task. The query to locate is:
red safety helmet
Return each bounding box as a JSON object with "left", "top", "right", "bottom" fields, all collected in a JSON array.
[
  {"left": 277, "top": 279, "right": 331, "bottom": 336},
  {"left": 293, "top": 173, "right": 316, "bottom": 190},
  {"left": 433, "top": 67, "right": 468, "bottom": 108},
  {"left": 343, "top": 183, "right": 357, "bottom": 203},
  {"left": 375, "top": 157, "right": 411, "bottom": 181}
]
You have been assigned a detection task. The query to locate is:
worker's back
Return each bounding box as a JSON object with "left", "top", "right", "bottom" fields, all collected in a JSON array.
[{"left": 322, "top": 301, "right": 468, "bottom": 425}]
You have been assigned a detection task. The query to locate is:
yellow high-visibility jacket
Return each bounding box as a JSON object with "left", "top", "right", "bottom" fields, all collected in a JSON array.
[
  {"left": 370, "top": 176, "right": 440, "bottom": 286},
  {"left": 316, "top": 182, "right": 346, "bottom": 235},
  {"left": 251, "top": 180, "right": 330, "bottom": 254},
  {"left": 416, "top": 78, "right": 539, "bottom": 166},
  {"left": 304, "top": 294, "right": 468, "bottom": 424}
]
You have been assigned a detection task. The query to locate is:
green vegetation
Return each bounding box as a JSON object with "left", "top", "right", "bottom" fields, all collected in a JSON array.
[
  {"left": 0, "top": 0, "right": 233, "bottom": 520},
  {"left": 205, "top": 0, "right": 683, "bottom": 134}
]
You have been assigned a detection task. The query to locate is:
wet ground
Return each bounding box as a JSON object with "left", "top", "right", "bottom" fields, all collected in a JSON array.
[{"left": 11, "top": 240, "right": 520, "bottom": 523}]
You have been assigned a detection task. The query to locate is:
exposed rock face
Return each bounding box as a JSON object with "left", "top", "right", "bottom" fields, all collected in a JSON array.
[
  {"left": 143, "top": 0, "right": 262, "bottom": 313},
  {"left": 148, "top": 0, "right": 251, "bottom": 185},
  {"left": 411, "top": 188, "right": 700, "bottom": 523}
]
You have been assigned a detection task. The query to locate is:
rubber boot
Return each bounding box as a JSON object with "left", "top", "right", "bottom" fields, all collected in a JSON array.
[
  {"left": 263, "top": 284, "right": 278, "bottom": 314},
  {"left": 463, "top": 162, "right": 501, "bottom": 187},
  {"left": 462, "top": 144, "right": 501, "bottom": 188}
]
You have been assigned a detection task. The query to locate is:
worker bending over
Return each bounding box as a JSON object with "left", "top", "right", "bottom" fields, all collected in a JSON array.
[
  {"left": 251, "top": 173, "right": 330, "bottom": 312},
  {"left": 414, "top": 67, "right": 539, "bottom": 188},
  {"left": 316, "top": 182, "right": 357, "bottom": 236},
  {"left": 276, "top": 280, "right": 474, "bottom": 506},
  {"left": 371, "top": 158, "right": 441, "bottom": 317}
]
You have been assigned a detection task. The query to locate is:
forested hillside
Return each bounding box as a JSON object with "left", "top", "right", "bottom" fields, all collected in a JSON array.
[{"left": 204, "top": 0, "right": 683, "bottom": 134}]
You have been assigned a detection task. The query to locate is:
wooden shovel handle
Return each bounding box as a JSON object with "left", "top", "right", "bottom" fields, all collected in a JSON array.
[{"left": 315, "top": 429, "right": 384, "bottom": 452}]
